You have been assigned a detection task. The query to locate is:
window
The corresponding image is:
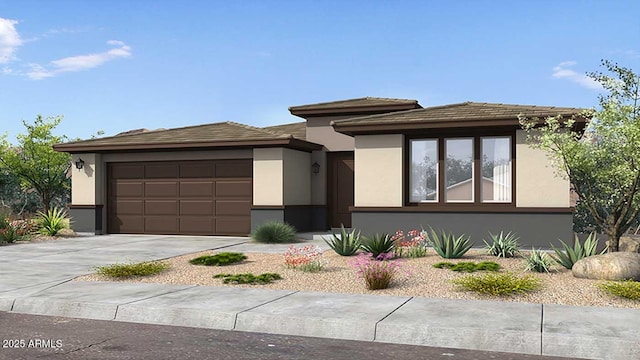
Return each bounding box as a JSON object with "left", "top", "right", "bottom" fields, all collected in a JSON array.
[
  {"left": 410, "top": 139, "right": 438, "bottom": 202},
  {"left": 481, "top": 137, "right": 512, "bottom": 203},
  {"left": 445, "top": 138, "right": 474, "bottom": 202},
  {"left": 409, "top": 135, "right": 512, "bottom": 205}
]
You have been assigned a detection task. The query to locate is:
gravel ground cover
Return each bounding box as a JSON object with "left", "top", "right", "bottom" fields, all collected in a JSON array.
[{"left": 76, "top": 248, "right": 640, "bottom": 309}]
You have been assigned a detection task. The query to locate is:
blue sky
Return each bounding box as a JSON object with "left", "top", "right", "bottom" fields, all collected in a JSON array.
[{"left": 1, "top": 0, "right": 639, "bottom": 143}]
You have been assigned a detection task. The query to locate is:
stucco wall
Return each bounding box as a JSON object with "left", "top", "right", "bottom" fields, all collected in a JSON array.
[
  {"left": 253, "top": 148, "right": 284, "bottom": 206},
  {"left": 515, "top": 130, "right": 570, "bottom": 207},
  {"left": 283, "top": 148, "right": 311, "bottom": 205},
  {"left": 71, "top": 153, "right": 103, "bottom": 205},
  {"left": 306, "top": 115, "right": 357, "bottom": 151},
  {"left": 310, "top": 151, "right": 326, "bottom": 205},
  {"left": 354, "top": 134, "right": 403, "bottom": 207}
]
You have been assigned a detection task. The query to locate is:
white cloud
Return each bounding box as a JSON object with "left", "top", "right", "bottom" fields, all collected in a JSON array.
[
  {"left": 552, "top": 61, "right": 602, "bottom": 90},
  {"left": 26, "top": 40, "right": 132, "bottom": 80},
  {"left": 0, "top": 18, "right": 22, "bottom": 64}
]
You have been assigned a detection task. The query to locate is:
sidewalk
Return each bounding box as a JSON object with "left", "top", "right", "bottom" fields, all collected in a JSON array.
[{"left": 1, "top": 235, "right": 638, "bottom": 360}]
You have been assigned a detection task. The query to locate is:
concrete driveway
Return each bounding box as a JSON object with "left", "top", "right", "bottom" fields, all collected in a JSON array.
[
  {"left": 1, "top": 235, "right": 639, "bottom": 360},
  {"left": 0, "top": 235, "right": 250, "bottom": 294}
]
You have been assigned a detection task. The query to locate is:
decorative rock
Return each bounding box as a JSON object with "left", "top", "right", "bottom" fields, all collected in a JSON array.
[
  {"left": 55, "top": 228, "right": 75, "bottom": 237},
  {"left": 619, "top": 236, "right": 640, "bottom": 253},
  {"left": 572, "top": 252, "right": 640, "bottom": 281}
]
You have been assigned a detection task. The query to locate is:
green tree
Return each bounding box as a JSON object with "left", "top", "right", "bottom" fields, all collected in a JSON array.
[
  {"left": 520, "top": 60, "right": 640, "bottom": 252},
  {"left": 0, "top": 115, "right": 71, "bottom": 212}
]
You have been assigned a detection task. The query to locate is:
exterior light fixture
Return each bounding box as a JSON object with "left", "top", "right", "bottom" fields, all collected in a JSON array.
[
  {"left": 311, "top": 161, "right": 320, "bottom": 174},
  {"left": 75, "top": 158, "right": 85, "bottom": 170}
]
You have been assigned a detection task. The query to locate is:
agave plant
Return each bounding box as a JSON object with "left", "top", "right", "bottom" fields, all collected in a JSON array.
[
  {"left": 550, "top": 232, "right": 604, "bottom": 270},
  {"left": 37, "top": 208, "right": 70, "bottom": 236},
  {"left": 361, "top": 233, "right": 395, "bottom": 259},
  {"left": 525, "top": 248, "right": 553, "bottom": 273},
  {"left": 429, "top": 227, "right": 473, "bottom": 259},
  {"left": 483, "top": 231, "right": 520, "bottom": 258},
  {"left": 324, "top": 226, "right": 361, "bottom": 256}
]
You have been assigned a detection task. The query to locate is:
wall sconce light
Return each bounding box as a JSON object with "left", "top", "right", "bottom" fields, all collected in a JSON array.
[
  {"left": 75, "top": 158, "right": 85, "bottom": 170},
  {"left": 311, "top": 161, "right": 320, "bottom": 175}
]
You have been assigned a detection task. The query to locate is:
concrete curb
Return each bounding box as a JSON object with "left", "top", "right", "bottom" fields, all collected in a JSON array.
[
  {"left": 375, "top": 298, "right": 542, "bottom": 355},
  {"left": 3, "top": 281, "right": 639, "bottom": 359}
]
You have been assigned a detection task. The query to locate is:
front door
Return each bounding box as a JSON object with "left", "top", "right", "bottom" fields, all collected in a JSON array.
[{"left": 327, "top": 152, "right": 354, "bottom": 228}]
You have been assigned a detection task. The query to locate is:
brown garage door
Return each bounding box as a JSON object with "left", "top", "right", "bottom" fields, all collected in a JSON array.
[{"left": 107, "top": 160, "right": 252, "bottom": 236}]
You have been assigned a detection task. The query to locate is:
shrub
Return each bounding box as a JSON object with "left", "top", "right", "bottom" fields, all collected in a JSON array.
[
  {"left": 0, "top": 213, "right": 9, "bottom": 229},
  {"left": 251, "top": 221, "right": 297, "bottom": 243},
  {"left": 189, "top": 252, "right": 247, "bottom": 266},
  {"left": 433, "top": 261, "right": 500, "bottom": 272},
  {"left": 37, "top": 208, "right": 70, "bottom": 236},
  {"left": 361, "top": 233, "right": 395, "bottom": 258},
  {"left": 429, "top": 228, "right": 473, "bottom": 259},
  {"left": 392, "top": 229, "right": 429, "bottom": 258},
  {"left": 0, "top": 219, "right": 36, "bottom": 243},
  {"left": 0, "top": 225, "right": 21, "bottom": 243},
  {"left": 525, "top": 248, "right": 553, "bottom": 273},
  {"left": 598, "top": 280, "right": 640, "bottom": 301},
  {"left": 95, "top": 261, "right": 169, "bottom": 278},
  {"left": 283, "top": 245, "right": 326, "bottom": 272},
  {"left": 349, "top": 253, "right": 405, "bottom": 290},
  {"left": 452, "top": 272, "right": 541, "bottom": 296},
  {"left": 324, "top": 226, "right": 362, "bottom": 256},
  {"left": 213, "top": 273, "right": 282, "bottom": 284},
  {"left": 484, "top": 231, "right": 520, "bottom": 258},
  {"left": 550, "top": 232, "right": 604, "bottom": 269}
]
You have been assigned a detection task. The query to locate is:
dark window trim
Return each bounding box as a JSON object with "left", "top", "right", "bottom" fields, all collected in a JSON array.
[{"left": 404, "top": 129, "right": 516, "bottom": 209}]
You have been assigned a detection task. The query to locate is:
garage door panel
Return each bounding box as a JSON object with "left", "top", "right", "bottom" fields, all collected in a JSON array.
[
  {"left": 145, "top": 216, "right": 179, "bottom": 233},
  {"left": 180, "top": 181, "right": 213, "bottom": 197},
  {"left": 145, "top": 200, "right": 178, "bottom": 215},
  {"left": 216, "top": 200, "right": 251, "bottom": 216},
  {"left": 113, "top": 200, "right": 143, "bottom": 215},
  {"left": 146, "top": 163, "right": 178, "bottom": 178},
  {"left": 109, "top": 160, "right": 252, "bottom": 235},
  {"left": 145, "top": 182, "right": 178, "bottom": 197},
  {"left": 180, "top": 163, "right": 214, "bottom": 178},
  {"left": 180, "top": 217, "right": 214, "bottom": 234},
  {"left": 110, "top": 164, "right": 144, "bottom": 179},
  {"left": 216, "top": 181, "right": 251, "bottom": 197},
  {"left": 215, "top": 161, "right": 252, "bottom": 178},
  {"left": 180, "top": 200, "right": 213, "bottom": 215},
  {"left": 112, "top": 182, "right": 144, "bottom": 197},
  {"left": 216, "top": 217, "right": 250, "bottom": 235},
  {"left": 111, "top": 216, "right": 144, "bottom": 233}
]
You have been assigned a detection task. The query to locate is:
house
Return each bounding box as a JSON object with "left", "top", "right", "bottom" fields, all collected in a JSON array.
[{"left": 53, "top": 97, "right": 586, "bottom": 247}]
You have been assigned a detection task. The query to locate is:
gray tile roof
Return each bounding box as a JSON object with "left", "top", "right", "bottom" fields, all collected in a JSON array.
[
  {"left": 289, "top": 97, "right": 420, "bottom": 111},
  {"left": 262, "top": 122, "right": 306, "bottom": 140},
  {"left": 332, "top": 102, "right": 586, "bottom": 126}
]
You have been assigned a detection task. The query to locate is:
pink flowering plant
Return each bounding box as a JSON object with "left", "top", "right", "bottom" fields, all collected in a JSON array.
[
  {"left": 283, "top": 245, "right": 327, "bottom": 272},
  {"left": 349, "top": 252, "right": 409, "bottom": 290},
  {"left": 391, "top": 229, "right": 430, "bottom": 258}
]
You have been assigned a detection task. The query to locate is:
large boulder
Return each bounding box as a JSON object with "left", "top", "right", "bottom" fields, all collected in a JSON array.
[{"left": 572, "top": 252, "right": 640, "bottom": 281}]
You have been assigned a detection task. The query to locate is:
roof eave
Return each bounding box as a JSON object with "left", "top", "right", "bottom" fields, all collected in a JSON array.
[
  {"left": 333, "top": 115, "right": 589, "bottom": 136},
  {"left": 289, "top": 103, "right": 421, "bottom": 118},
  {"left": 53, "top": 138, "right": 323, "bottom": 153}
]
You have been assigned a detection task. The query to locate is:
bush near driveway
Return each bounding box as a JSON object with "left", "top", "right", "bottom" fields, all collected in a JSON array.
[
  {"left": 94, "top": 261, "right": 170, "bottom": 279},
  {"left": 189, "top": 252, "right": 247, "bottom": 266},
  {"left": 252, "top": 221, "right": 297, "bottom": 243}
]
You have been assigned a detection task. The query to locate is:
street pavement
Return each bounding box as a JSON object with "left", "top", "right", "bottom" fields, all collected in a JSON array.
[
  {"left": 0, "top": 234, "right": 638, "bottom": 360},
  {"left": 0, "top": 312, "right": 584, "bottom": 360}
]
